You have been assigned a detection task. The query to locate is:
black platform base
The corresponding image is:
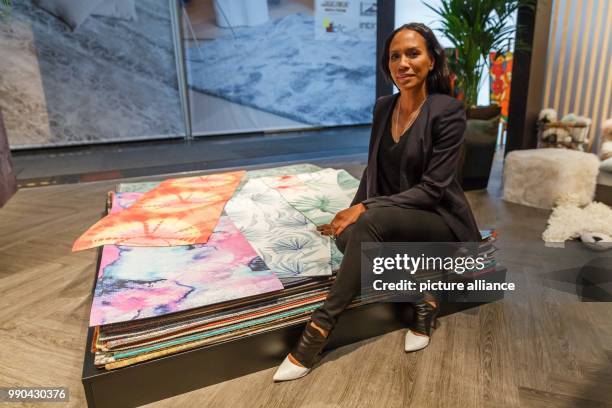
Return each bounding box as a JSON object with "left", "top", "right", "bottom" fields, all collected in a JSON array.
[{"left": 81, "top": 267, "right": 506, "bottom": 407}]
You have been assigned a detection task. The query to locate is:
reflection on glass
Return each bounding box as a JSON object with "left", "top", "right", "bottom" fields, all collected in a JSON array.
[
  {"left": 181, "top": 0, "right": 377, "bottom": 136},
  {"left": 0, "top": 0, "right": 184, "bottom": 149}
]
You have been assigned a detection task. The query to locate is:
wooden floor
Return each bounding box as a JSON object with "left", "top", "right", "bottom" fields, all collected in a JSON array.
[{"left": 1, "top": 152, "right": 611, "bottom": 408}]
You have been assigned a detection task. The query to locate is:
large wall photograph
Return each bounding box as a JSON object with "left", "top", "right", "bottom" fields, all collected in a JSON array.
[
  {"left": 181, "top": 0, "right": 378, "bottom": 136},
  {"left": 0, "top": 0, "right": 184, "bottom": 149}
]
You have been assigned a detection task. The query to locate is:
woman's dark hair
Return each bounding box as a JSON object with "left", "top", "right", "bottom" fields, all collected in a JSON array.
[{"left": 380, "top": 22, "right": 451, "bottom": 95}]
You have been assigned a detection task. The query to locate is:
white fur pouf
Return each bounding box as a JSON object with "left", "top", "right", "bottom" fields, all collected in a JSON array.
[{"left": 503, "top": 148, "right": 600, "bottom": 209}]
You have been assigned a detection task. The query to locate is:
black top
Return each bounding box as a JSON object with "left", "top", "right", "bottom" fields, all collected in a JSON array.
[
  {"left": 350, "top": 93, "right": 481, "bottom": 242},
  {"left": 376, "top": 107, "right": 406, "bottom": 196}
]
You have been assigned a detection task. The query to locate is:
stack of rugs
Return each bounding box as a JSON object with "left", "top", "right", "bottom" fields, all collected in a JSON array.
[{"left": 75, "top": 164, "right": 499, "bottom": 371}]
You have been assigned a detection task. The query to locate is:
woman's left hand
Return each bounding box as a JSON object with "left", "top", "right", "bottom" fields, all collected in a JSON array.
[{"left": 317, "top": 203, "right": 366, "bottom": 238}]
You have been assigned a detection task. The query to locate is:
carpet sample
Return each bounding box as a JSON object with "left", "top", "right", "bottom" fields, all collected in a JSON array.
[
  {"left": 185, "top": 13, "right": 376, "bottom": 126},
  {"left": 89, "top": 192, "right": 283, "bottom": 326},
  {"left": 114, "top": 166, "right": 358, "bottom": 271},
  {"left": 73, "top": 170, "right": 245, "bottom": 251},
  {"left": 225, "top": 178, "right": 333, "bottom": 277},
  {"left": 260, "top": 168, "right": 358, "bottom": 225},
  {"left": 259, "top": 168, "right": 358, "bottom": 270}
]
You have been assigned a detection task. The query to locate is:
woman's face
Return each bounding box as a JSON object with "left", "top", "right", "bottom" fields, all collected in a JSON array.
[{"left": 388, "top": 29, "right": 434, "bottom": 93}]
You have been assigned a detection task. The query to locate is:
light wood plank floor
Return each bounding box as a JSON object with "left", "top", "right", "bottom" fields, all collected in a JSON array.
[{"left": 1, "top": 153, "right": 611, "bottom": 408}]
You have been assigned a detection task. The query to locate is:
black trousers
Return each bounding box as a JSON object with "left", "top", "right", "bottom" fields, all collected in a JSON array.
[{"left": 310, "top": 206, "right": 458, "bottom": 332}]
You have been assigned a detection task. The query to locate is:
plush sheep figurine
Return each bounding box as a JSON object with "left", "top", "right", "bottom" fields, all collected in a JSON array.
[
  {"left": 562, "top": 113, "right": 592, "bottom": 145},
  {"left": 538, "top": 109, "right": 593, "bottom": 150},
  {"left": 538, "top": 109, "right": 568, "bottom": 145},
  {"left": 539, "top": 108, "right": 561, "bottom": 144}
]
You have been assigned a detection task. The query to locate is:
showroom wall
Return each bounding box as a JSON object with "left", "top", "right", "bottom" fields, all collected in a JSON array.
[{"left": 542, "top": 0, "right": 611, "bottom": 151}]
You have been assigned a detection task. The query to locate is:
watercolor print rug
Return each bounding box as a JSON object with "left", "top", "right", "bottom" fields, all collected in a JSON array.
[
  {"left": 184, "top": 13, "right": 376, "bottom": 126},
  {"left": 89, "top": 192, "right": 283, "bottom": 327},
  {"left": 74, "top": 170, "right": 245, "bottom": 251}
]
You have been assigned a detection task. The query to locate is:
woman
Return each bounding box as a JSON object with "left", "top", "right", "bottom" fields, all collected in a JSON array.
[{"left": 273, "top": 22, "right": 481, "bottom": 382}]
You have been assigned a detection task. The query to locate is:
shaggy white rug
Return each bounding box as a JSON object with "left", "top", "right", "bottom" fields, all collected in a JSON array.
[{"left": 542, "top": 201, "right": 612, "bottom": 244}]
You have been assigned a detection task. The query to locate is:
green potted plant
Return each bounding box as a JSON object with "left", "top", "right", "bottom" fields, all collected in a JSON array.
[
  {"left": 425, "top": 0, "right": 529, "bottom": 112},
  {"left": 0, "top": 0, "right": 12, "bottom": 18},
  {"left": 425, "top": 0, "right": 532, "bottom": 189}
]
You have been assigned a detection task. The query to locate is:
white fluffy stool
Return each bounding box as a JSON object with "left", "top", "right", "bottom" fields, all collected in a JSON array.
[{"left": 503, "top": 148, "right": 600, "bottom": 209}]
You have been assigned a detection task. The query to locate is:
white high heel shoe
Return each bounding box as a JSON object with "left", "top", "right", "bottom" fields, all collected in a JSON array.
[
  {"left": 273, "top": 355, "right": 311, "bottom": 382},
  {"left": 404, "top": 301, "right": 438, "bottom": 352},
  {"left": 274, "top": 321, "right": 328, "bottom": 382},
  {"left": 404, "top": 330, "right": 431, "bottom": 352}
]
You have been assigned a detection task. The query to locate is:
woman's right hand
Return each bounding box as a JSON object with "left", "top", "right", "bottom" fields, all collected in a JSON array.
[{"left": 317, "top": 203, "right": 366, "bottom": 238}]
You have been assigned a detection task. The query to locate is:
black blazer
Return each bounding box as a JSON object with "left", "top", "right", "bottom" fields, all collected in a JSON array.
[{"left": 351, "top": 92, "right": 481, "bottom": 242}]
